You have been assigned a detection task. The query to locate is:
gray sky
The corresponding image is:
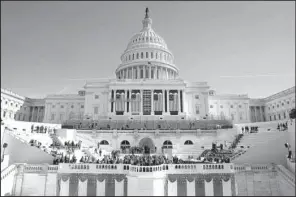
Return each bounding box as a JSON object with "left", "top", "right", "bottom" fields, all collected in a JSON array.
[{"left": 1, "top": 1, "right": 295, "bottom": 98}]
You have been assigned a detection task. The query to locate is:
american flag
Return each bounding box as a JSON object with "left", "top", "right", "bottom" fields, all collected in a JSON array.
[
  {"left": 169, "top": 92, "right": 179, "bottom": 111},
  {"left": 154, "top": 92, "right": 163, "bottom": 111},
  {"left": 131, "top": 92, "right": 141, "bottom": 112},
  {"left": 115, "top": 92, "right": 125, "bottom": 112}
]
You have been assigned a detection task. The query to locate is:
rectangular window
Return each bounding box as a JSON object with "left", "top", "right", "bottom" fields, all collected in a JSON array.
[
  {"left": 51, "top": 113, "right": 55, "bottom": 120},
  {"left": 95, "top": 95, "right": 99, "bottom": 99},
  {"left": 61, "top": 105, "right": 64, "bottom": 109},
  {"left": 196, "top": 105, "right": 200, "bottom": 114},
  {"left": 94, "top": 107, "right": 99, "bottom": 114},
  {"left": 195, "top": 95, "right": 199, "bottom": 99},
  {"left": 60, "top": 114, "right": 64, "bottom": 121},
  {"left": 81, "top": 105, "right": 84, "bottom": 108}
]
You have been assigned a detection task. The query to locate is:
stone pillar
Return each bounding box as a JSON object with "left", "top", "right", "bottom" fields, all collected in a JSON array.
[
  {"left": 151, "top": 89, "right": 154, "bottom": 115},
  {"left": 222, "top": 179, "right": 232, "bottom": 196},
  {"left": 254, "top": 107, "right": 257, "bottom": 122},
  {"left": 31, "top": 107, "right": 35, "bottom": 122},
  {"left": 261, "top": 107, "right": 264, "bottom": 122},
  {"left": 162, "top": 90, "right": 165, "bottom": 113},
  {"left": 108, "top": 90, "right": 111, "bottom": 114},
  {"left": 140, "top": 90, "right": 143, "bottom": 115},
  {"left": 166, "top": 68, "right": 168, "bottom": 79},
  {"left": 143, "top": 66, "right": 146, "bottom": 79},
  {"left": 60, "top": 177, "right": 70, "bottom": 196},
  {"left": 178, "top": 90, "right": 181, "bottom": 114},
  {"left": 124, "top": 90, "right": 127, "bottom": 114},
  {"left": 204, "top": 179, "right": 214, "bottom": 196},
  {"left": 166, "top": 89, "right": 170, "bottom": 114},
  {"left": 181, "top": 90, "right": 185, "bottom": 114}
]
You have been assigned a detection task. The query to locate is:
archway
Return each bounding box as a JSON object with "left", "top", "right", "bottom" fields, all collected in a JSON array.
[{"left": 139, "top": 137, "right": 155, "bottom": 154}]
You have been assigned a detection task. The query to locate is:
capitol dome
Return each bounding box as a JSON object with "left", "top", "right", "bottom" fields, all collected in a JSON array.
[{"left": 115, "top": 8, "right": 179, "bottom": 80}]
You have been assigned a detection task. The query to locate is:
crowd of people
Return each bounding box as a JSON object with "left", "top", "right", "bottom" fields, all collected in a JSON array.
[
  {"left": 30, "top": 124, "right": 56, "bottom": 134},
  {"left": 277, "top": 122, "right": 288, "bottom": 131},
  {"left": 241, "top": 126, "right": 258, "bottom": 134},
  {"left": 230, "top": 134, "right": 244, "bottom": 149}
]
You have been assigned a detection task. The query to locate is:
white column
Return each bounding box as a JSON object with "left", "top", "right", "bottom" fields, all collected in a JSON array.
[
  {"left": 182, "top": 90, "right": 185, "bottom": 113},
  {"left": 222, "top": 179, "right": 232, "bottom": 196},
  {"left": 178, "top": 90, "right": 181, "bottom": 114},
  {"left": 254, "top": 107, "right": 257, "bottom": 122},
  {"left": 60, "top": 178, "right": 70, "bottom": 196},
  {"left": 166, "top": 68, "right": 168, "bottom": 79},
  {"left": 187, "top": 180, "right": 195, "bottom": 196},
  {"left": 166, "top": 89, "right": 170, "bottom": 114},
  {"left": 204, "top": 179, "right": 214, "bottom": 196},
  {"left": 151, "top": 89, "right": 154, "bottom": 115},
  {"left": 78, "top": 179, "right": 88, "bottom": 196},
  {"left": 108, "top": 90, "right": 111, "bottom": 114},
  {"left": 162, "top": 89, "right": 165, "bottom": 113},
  {"left": 115, "top": 180, "right": 124, "bottom": 196},
  {"left": 124, "top": 90, "right": 127, "bottom": 114},
  {"left": 143, "top": 66, "right": 146, "bottom": 79},
  {"left": 96, "top": 180, "right": 105, "bottom": 196},
  {"left": 168, "top": 180, "right": 177, "bottom": 196},
  {"left": 140, "top": 90, "right": 143, "bottom": 115}
]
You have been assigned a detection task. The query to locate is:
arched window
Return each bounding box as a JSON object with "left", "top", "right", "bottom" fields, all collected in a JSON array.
[
  {"left": 163, "top": 140, "right": 173, "bottom": 149},
  {"left": 184, "top": 140, "right": 193, "bottom": 145},
  {"left": 132, "top": 54, "right": 134, "bottom": 60},
  {"left": 141, "top": 52, "right": 144, "bottom": 59},
  {"left": 129, "top": 55, "right": 131, "bottom": 60},
  {"left": 151, "top": 52, "right": 154, "bottom": 58},
  {"left": 146, "top": 52, "right": 149, "bottom": 58},
  {"left": 120, "top": 140, "right": 130, "bottom": 149},
  {"left": 156, "top": 53, "right": 158, "bottom": 59},
  {"left": 137, "top": 53, "right": 139, "bottom": 59},
  {"left": 100, "top": 140, "right": 109, "bottom": 145}
]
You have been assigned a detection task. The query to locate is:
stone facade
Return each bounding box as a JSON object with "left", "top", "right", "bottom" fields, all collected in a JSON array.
[{"left": 1, "top": 10, "right": 295, "bottom": 125}]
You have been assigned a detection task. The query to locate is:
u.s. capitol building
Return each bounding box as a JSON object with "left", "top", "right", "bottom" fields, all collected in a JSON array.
[{"left": 1, "top": 8, "right": 295, "bottom": 125}]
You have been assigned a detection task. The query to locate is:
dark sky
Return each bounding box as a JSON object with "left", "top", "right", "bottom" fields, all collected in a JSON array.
[{"left": 1, "top": 1, "right": 295, "bottom": 98}]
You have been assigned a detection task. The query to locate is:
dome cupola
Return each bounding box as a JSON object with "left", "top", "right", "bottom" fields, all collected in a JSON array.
[{"left": 116, "top": 8, "right": 179, "bottom": 80}]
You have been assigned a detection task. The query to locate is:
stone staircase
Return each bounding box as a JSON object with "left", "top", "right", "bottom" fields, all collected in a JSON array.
[{"left": 232, "top": 131, "right": 289, "bottom": 167}]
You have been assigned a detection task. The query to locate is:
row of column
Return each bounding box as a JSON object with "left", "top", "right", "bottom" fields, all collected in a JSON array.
[
  {"left": 59, "top": 177, "right": 233, "bottom": 196},
  {"left": 30, "top": 106, "right": 43, "bottom": 122},
  {"left": 109, "top": 89, "right": 185, "bottom": 115},
  {"left": 250, "top": 106, "right": 264, "bottom": 122},
  {"left": 167, "top": 179, "right": 232, "bottom": 196},
  {"left": 117, "top": 66, "right": 177, "bottom": 80},
  {"left": 60, "top": 179, "right": 124, "bottom": 196}
]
